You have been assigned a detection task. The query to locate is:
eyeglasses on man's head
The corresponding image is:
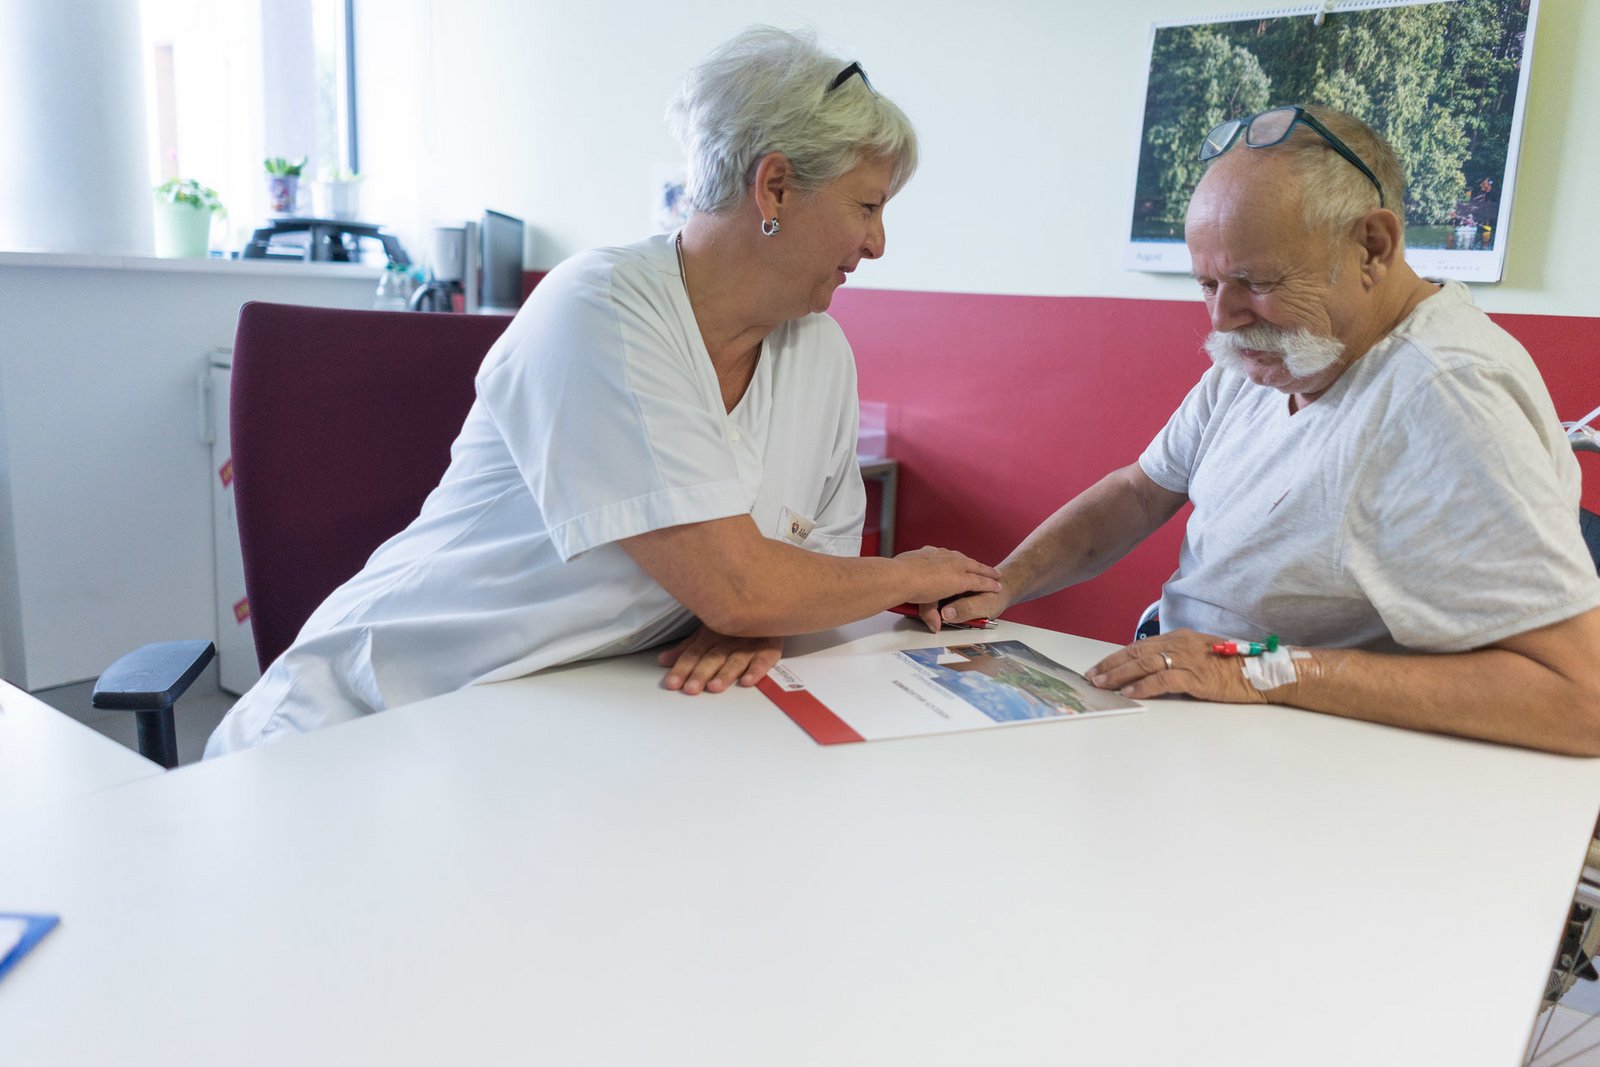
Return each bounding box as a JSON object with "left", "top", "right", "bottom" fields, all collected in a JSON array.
[{"left": 1198, "top": 105, "right": 1385, "bottom": 207}]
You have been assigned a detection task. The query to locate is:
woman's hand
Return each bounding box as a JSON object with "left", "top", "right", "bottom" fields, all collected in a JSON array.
[
  {"left": 895, "top": 552, "right": 1009, "bottom": 632},
  {"left": 658, "top": 625, "right": 784, "bottom": 695},
  {"left": 894, "top": 547, "right": 1003, "bottom": 613},
  {"left": 1085, "top": 629, "right": 1275, "bottom": 704}
]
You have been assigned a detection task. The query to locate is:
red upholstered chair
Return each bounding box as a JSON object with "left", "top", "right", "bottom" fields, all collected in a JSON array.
[
  {"left": 93, "top": 301, "right": 513, "bottom": 766},
  {"left": 229, "top": 301, "right": 514, "bottom": 671}
]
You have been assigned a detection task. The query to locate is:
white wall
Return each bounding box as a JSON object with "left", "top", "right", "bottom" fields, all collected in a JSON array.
[
  {"left": 0, "top": 0, "right": 152, "bottom": 254},
  {"left": 0, "top": 259, "right": 378, "bottom": 690},
  {"left": 362, "top": 0, "right": 1600, "bottom": 316}
]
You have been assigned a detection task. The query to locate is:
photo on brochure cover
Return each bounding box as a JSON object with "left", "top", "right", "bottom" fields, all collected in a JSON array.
[{"left": 897, "top": 641, "right": 1140, "bottom": 722}]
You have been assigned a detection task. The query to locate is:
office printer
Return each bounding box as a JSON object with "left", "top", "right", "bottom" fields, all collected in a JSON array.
[{"left": 242, "top": 216, "right": 410, "bottom": 265}]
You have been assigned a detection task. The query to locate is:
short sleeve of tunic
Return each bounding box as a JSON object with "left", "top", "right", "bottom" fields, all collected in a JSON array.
[
  {"left": 1139, "top": 367, "right": 1233, "bottom": 494},
  {"left": 474, "top": 246, "right": 753, "bottom": 561},
  {"left": 800, "top": 332, "right": 867, "bottom": 557}
]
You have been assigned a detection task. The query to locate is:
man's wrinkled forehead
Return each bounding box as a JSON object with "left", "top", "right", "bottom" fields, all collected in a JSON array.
[{"left": 1186, "top": 153, "right": 1311, "bottom": 252}]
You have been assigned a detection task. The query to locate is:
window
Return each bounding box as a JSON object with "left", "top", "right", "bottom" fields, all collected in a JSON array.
[{"left": 140, "top": 0, "right": 357, "bottom": 251}]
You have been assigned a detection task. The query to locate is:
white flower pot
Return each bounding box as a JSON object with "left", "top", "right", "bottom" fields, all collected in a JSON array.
[
  {"left": 152, "top": 199, "right": 212, "bottom": 257},
  {"left": 315, "top": 180, "right": 361, "bottom": 220}
]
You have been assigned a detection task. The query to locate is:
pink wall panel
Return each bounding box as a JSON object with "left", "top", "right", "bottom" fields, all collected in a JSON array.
[
  {"left": 830, "top": 288, "right": 1600, "bottom": 645},
  {"left": 830, "top": 291, "right": 1210, "bottom": 643},
  {"left": 1492, "top": 312, "right": 1600, "bottom": 514}
]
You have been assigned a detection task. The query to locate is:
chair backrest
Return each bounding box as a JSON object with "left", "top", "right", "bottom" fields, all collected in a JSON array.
[{"left": 230, "top": 301, "right": 513, "bottom": 671}]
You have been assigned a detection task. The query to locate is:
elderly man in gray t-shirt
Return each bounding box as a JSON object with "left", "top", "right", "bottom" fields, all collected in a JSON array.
[{"left": 934, "top": 106, "right": 1600, "bottom": 755}]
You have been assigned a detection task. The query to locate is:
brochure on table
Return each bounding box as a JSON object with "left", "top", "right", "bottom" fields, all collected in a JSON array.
[
  {"left": 0, "top": 914, "right": 59, "bottom": 984},
  {"left": 757, "top": 639, "right": 1141, "bottom": 745}
]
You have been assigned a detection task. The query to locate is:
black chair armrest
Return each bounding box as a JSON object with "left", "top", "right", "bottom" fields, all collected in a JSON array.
[{"left": 92, "top": 640, "right": 216, "bottom": 768}]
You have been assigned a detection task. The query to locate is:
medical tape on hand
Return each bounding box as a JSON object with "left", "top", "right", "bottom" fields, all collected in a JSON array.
[{"left": 1239, "top": 646, "right": 1309, "bottom": 691}]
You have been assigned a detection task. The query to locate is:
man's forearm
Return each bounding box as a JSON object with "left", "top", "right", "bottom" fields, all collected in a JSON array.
[
  {"left": 1002, "top": 462, "right": 1186, "bottom": 607},
  {"left": 1274, "top": 640, "right": 1600, "bottom": 757},
  {"left": 1086, "top": 608, "right": 1600, "bottom": 757}
]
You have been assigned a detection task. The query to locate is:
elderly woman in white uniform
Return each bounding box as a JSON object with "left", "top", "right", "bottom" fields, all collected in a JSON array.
[{"left": 205, "top": 27, "right": 1000, "bottom": 755}]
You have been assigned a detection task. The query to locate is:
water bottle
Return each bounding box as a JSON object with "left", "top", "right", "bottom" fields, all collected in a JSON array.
[{"left": 373, "top": 263, "right": 409, "bottom": 311}]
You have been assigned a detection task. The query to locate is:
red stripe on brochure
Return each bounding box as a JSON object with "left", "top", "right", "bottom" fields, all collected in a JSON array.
[{"left": 756, "top": 676, "right": 864, "bottom": 745}]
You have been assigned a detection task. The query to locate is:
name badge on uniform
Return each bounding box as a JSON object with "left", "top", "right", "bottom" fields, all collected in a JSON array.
[{"left": 778, "top": 506, "right": 816, "bottom": 546}]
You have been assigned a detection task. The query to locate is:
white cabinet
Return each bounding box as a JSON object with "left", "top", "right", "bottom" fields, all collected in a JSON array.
[{"left": 206, "top": 353, "right": 261, "bottom": 696}]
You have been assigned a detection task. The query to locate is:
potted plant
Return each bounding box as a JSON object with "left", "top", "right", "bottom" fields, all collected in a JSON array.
[
  {"left": 263, "top": 156, "right": 307, "bottom": 214},
  {"left": 314, "top": 167, "right": 363, "bottom": 220},
  {"left": 152, "top": 178, "right": 225, "bottom": 257}
]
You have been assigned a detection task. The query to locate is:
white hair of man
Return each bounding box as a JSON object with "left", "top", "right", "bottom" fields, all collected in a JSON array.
[
  {"left": 1272, "top": 104, "right": 1408, "bottom": 240},
  {"left": 665, "top": 25, "right": 918, "bottom": 216}
]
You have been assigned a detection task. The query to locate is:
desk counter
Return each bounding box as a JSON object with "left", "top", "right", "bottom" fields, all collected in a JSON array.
[
  {"left": 1, "top": 618, "right": 1596, "bottom": 1064},
  {"left": 0, "top": 680, "right": 160, "bottom": 819}
]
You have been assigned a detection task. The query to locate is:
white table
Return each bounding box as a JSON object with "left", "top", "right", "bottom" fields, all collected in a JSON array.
[
  {"left": 0, "top": 679, "right": 160, "bottom": 819},
  {"left": 1, "top": 617, "right": 1597, "bottom": 1065}
]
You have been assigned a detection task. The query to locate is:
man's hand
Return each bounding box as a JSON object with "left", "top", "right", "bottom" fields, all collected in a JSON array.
[
  {"left": 1086, "top": 629, "right": 1273, "bottom": 704},
  {"left": 658, "top": 625, "right": 784, "bottom": 695},
  {"left": 1086, "top": 610, "right": 1600, "bottom": 756},
  {"left": 914, "top": 586, "right": 1012, "bottom": 633}
]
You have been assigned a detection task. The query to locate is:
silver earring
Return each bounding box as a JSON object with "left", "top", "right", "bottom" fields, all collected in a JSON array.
[{"left": 761, "top": 217, "right": 781, "bottom": 237}]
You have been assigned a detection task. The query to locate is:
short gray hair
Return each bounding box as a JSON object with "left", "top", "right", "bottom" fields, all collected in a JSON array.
[
  {"left": 1276, "top": 105, "right": 1407, "bottom": 237},
  {"left": 666, "top": 26, "right": 919, "bottom": 216}
]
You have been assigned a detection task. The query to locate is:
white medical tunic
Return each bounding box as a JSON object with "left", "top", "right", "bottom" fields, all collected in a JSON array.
[{"left": 206, "top": 234, "right": 866, "bottom": 755}]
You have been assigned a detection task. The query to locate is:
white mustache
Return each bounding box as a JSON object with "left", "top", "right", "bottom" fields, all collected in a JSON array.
[{"left": 1205, "top": 325, "right": 1345, "bottom": 379}]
